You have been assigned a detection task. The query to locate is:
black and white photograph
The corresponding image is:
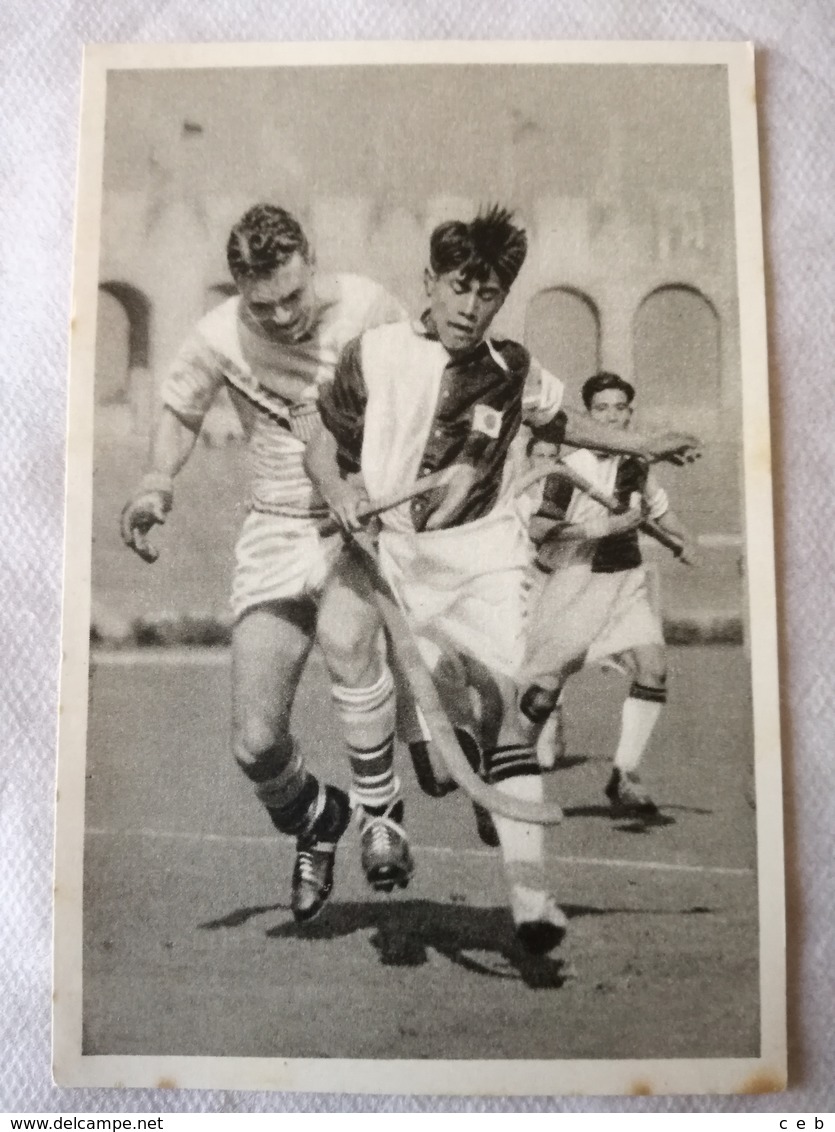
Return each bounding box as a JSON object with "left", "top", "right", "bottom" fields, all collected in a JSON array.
[{"left": 54, "top": 40, "right": 784, "bottom": 1096}]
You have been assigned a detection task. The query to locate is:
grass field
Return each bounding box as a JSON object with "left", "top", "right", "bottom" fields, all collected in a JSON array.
[{"left": 82, "top": 643, "right": 759, "bottom": 1062}]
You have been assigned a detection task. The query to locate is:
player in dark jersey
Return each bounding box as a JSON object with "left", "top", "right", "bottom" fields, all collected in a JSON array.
[
  {"left": 305, "top": 211, "right": 701, "bottom": 945},
  {"left": 521, "top": 372, "right": 697, "bottom": 815}
]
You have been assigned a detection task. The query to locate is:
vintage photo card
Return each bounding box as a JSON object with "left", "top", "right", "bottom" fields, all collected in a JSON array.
[{"left": 54, "top": 40, "right": 785, "bottom": 1096}]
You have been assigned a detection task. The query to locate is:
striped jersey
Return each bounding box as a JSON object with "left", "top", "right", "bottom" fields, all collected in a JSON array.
[
  {"left": 318, "top": 317, "right": 565, "bottom": 533},
  {"left": 160, "top": 274, "right": 406, "bottom": 514},
  {"left": 534, "top": 448, "right": 669, "bottom": 573}
]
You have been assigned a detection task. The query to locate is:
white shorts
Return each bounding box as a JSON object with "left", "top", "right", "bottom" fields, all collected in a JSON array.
[
  {"left": 231, "top": 508, "right": 341, "bottom": 619},
  {"left": 378, "top": 505, "right": 530, "bottom": 681},
  {"left": 523, "top": 564, "right": 664, "bottom": 690}
]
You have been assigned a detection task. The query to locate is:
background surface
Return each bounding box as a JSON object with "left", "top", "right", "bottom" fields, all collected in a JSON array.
[{"left": 1, "top": 0, "right": 833, "bottom": 1113}]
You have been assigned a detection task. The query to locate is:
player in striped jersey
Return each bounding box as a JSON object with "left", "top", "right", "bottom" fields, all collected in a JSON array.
[
  {"left": 306, "top": 208, "right": 701, "bottom": 953},
  {"left": 120, "top": 204, "right": 406, "bottom": 923},
  {"left": 521, "top": 372, "right": 697, "bottom": 815}
]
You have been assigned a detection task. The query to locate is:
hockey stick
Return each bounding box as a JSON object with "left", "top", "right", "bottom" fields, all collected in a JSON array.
[
  {"left": 346, "top": 530, "right": 564, "bottom": 826},
  {"left": 317, "top": 468, "right": 454, "bottom": 536},
  {"left": 517, "top": 462, "right": 686, "bottom": 557},
  {"left": 263, "top": 469, "right": 455, "bottom": 528}
]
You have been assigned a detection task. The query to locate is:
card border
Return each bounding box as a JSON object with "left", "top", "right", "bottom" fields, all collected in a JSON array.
[{"left": 53, "top": 38, "right": 786, "bottom": 1096}]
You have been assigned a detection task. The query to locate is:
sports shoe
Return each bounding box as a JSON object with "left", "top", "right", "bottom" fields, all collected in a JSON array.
[
  {"left": 291, "top": 785, "right": 351, "bottom": 924},
  {"left": 359, "top": 799, "right": 414, "bottom": 893},
  {"left": 409, "top": 740, "right": 457, "bottom": 798},
  {"left": 472, "top": 801, "right": 500, "bottom": 847},
  {"left": 536, "top": 704, "right": 566, "bottom": 771},
  {"left": 605, "top": 767, "right": 659, "bottom": 818},
  {"left": 511, "top": 885, "right": 568, "bottom": 956}
]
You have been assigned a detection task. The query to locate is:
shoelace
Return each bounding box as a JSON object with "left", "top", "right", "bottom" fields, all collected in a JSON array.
[
  {"left": 363, "top": 815, "right": 402, "bottom": 856},
  {"left": 296, "top": 849, "right": 320, "bottom": 886}
]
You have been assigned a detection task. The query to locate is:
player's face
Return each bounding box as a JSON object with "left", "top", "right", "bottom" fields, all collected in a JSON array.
[
  {"left": 588, "top": 389, "right": 632, "bottom": 431},
  {"left": 424, "top": 266, "right": 507, "bottom": 355},
  {"left": 239, "top": 252, "right": 317, "bottom": 342},
  {"left": 529, "top": 440, "right": 560, "bottom": 469}
]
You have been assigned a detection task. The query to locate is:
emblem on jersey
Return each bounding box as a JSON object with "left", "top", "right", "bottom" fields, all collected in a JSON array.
[{"left": 472, "top": 403, "right": 503, "bottom": 438}]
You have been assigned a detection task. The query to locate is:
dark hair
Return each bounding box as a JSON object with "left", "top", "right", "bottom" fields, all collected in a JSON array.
[
  {"left": 581, "top": 371, "right": 636, "bottom": 410},
  {"left": 429, "top": 205, "right": 527, "bottom": 292},
  {"left": 226, "top": 204, "right": 310, "bottom": 282},
  {"left": 526, "top": 434, "right": 560, "bottom": 458}
]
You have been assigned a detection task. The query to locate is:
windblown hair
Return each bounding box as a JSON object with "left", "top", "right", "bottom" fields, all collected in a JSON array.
[
  {"left": 226, "top": 204, "right": 311, "bottom": 282},
  {"left": 429, "top": 205, "right": 528, "bottom": 291},
  {"left": 581, "top": 372, "right": 636, "bottom": 410}
]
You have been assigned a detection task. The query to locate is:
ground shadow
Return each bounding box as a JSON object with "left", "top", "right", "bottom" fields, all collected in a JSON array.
[
  {"left": 194, "top": 898, "right": 716, "bottom": 989},
  {"left": 199, "top": 901, "right": 289, "bottom": 930},
  {"left": 562, "top": 802, "right": 677, "bottom": 829}
]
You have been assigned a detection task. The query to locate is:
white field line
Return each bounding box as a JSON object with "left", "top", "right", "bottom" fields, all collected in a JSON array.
[
  {"left": 91, "top": 648, "right": 231, "bottom": 666},
  {"left": 85, "top": 825, "right": 753, "bottom": 877}
]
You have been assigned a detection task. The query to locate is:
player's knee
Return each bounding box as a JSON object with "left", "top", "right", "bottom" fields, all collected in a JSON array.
[
  {"left": 519, "top": 684, "right": 559, "bottom": 725},
  {"left": 318, "top": 615, "right": 378, "bottom": 686},
  {"left": 233, "top": 715, "right": 291, "bottom": 780}
]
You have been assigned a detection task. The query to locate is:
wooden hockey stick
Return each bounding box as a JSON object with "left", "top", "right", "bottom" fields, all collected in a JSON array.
[
  {"left": 517, "top": 462, "right": 685, "bottom": 557},
  {"left": 347, "top": 530, "right": 564, "bottom": 826},
  {"left": 260, "top": 469, "right": 455, "bottom": 527},
  {"left": 317, "top": 468, "right": 455, "bottom": 536}
]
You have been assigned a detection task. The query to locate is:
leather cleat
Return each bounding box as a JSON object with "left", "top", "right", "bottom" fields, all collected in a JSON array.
[
  {"left": 472, "top": 801, "right": 500, "bottom": 848},
  {"left": 512, "top": 886, "right": 569, "bottom": 957},
  {"left": 409, "top": 740, "right": 457, "bottom": 798},
  {"left": 359, "top": 800, "right": 415, "bottom": 893},
  {"left": 605, "top": 767, "right": 659, "bottom": 818},
  {"left": 291, "top": 785, "right": 351, "bottom": 924}
]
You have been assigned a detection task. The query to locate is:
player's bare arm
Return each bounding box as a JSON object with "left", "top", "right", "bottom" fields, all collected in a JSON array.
[
  {"left": 304, "top": 424, "right": 369, "bottom": 532},
  {"left": 120, "top": 405, "right": 203, "bottom": 563},
  {"left": 558, "top": 410, "right": 701, "bottom": 466},
  {"left": 544, "top": 503, "right": 645, "bottom": 545}
]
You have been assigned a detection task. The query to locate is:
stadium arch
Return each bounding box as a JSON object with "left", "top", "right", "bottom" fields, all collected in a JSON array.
[
  {"left": 633, "top": 283, "right": 720, "bottom": 411},
  {"left": 524, "top": 286, "right": 601, "bottom": 388},
  {"left": 96, "top": 281, "right": 152, "bottom": 404}
]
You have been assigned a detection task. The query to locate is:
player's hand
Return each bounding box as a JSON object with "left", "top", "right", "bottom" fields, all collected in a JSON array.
[
  {"left": 423, "top": 463, "right": 479, "bottom": 531},
  {"left": 676, "top": 539, "right": 700, "bottom": 567},
  {"left": 322, "top": 478, "right": 369, "bottom": 532},
  {"left": 642, "top": 432, "right": 702, "bottom": 466},
  {"left": 607, "top": 504, "right": 644, "bottom": 537},
  {"left": 120, "top": 487, "right": 172, "bottom": 563}
]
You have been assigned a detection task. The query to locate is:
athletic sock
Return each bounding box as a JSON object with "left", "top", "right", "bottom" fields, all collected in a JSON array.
[
  {"left": 251, "top": 744, "right": 326, "bottom": 838},
  {"left": 484, "top": 745, "right": 547, "bottom": 893},
  {"left": 613, "top": 682, "right": 667, "bottom": 774},
  {"left": 332, "top": 669, "right": 400, "bottom": 812}
]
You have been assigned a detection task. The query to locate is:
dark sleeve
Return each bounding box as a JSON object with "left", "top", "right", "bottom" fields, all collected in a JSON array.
[
  {"left": 318, "top": 336, "right": 368, "bottom": 475},
  {"left": 536, "top": 473, "right": 574, "bottom": 521},
  {"left": 529, "top": 409, "right": 567, "bottom": 448}
]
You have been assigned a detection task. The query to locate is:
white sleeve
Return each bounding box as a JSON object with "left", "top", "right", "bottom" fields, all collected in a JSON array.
[
  {"left": 160, "top": 329, "right": 224, "bottom": 426},
  {"left": 522, "top": 356, "right": 564, "bottom": 428},
  {"left": 643, "top": 470, "right": 670, "bottom": 521}
]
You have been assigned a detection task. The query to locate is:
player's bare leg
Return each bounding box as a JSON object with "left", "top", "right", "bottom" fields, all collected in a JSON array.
[
  {"left": 232, "top": 600, "right": 351, "bottom": 923},
  {"left": 475, "top": 667, "right": 568, "bottom": 956},
  {"left": 605, "top": 643, "right": 666, "bottom": 817},
  {"left": 520, "top": 655, "right": 583, "bottom": 772},
  {"left": 316, "top": 552, "right": 414, "bottom": 892},
  {"left": 535, "top": 696, "right": 566, "bottom": 770}
]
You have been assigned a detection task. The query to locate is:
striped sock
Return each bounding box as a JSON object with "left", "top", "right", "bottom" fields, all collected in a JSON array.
[
  {"left": 332, "top": 669, "right": 400, "bottom": 812},
  {"left": 613, "top": 682, "right": 667, "bottom": 773},
  {"left": 253, "top": 744, "right": 325, "bottom": 837},
  {"left": 484, "top": 743, "right": 543, "bottom": 785},
  {"left": 483, "top": 745, "right": 547, "bottom": 893}
]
